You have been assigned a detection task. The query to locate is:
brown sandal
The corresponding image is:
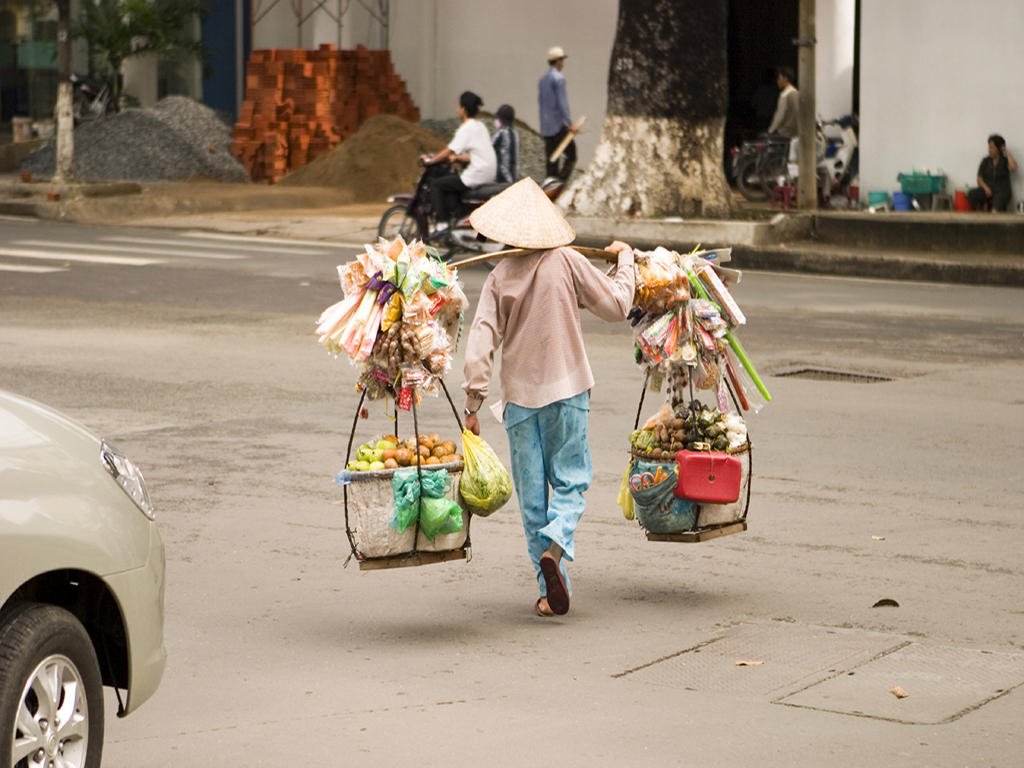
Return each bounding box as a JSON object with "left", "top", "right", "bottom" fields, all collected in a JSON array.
[{"left": 535, "top": 597, "right": 554, "bottom": 617}]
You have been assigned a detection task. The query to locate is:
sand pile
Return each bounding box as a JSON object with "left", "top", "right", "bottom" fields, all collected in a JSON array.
[{"left": 276, "top": 114, "right": 445, "bottom": 201}]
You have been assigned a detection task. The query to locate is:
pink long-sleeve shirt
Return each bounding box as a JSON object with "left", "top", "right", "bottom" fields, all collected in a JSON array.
[{"left": 462, "top": 246, "right": 635, "bottom": 416}]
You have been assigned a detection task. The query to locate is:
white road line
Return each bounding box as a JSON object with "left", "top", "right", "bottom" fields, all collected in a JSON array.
[
  {"left": 102, "top": 236, "right": 325, "bottom": 255},
  {"left": 0, "top": 263, "right": 67, "bottom": 273},
  {"left": 0, "top": 248, "right": 161, "bottom": 266},
  {"left": 14, "top": 240, "right": 244, "bottom": 260},
  {"left": 181, "top": 231, "right": 363, "bottom": 248},
  {"left": 0, "top": 215, "right": 40, "bottom": 223}
]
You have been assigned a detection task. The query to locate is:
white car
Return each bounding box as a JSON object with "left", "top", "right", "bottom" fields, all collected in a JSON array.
[{"left": 0, "top": 389, "right": 166, "bottom": 768}]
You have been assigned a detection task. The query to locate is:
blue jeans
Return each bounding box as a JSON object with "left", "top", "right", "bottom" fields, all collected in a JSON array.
[{"left": 504, "top": 392, "right": 592, "bottom": 597}]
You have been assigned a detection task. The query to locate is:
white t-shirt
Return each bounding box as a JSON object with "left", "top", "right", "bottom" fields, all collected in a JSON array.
[{"left": 448, "top": 119, "right": 497, "bottom": 187}]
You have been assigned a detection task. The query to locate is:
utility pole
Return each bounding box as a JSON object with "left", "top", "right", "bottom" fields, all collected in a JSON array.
[
  {"left": 53, "top": 0, "right": 74, "bottom": 185},
  {"left": 797, "top": 0, "right": 816, "bottom": 210}
]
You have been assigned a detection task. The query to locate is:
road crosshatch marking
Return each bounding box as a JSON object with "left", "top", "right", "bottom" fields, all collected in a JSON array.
[
  {"left": 102, "top": 236, "right": 331, "bottom": 256},
  {"left": 14, "top": 240, "right": 247, "bottom": 260},
  {"left": 180, "top": 231, "right": 362, "bottom": 248},
  {"left": 0, "top": 263, "right": 67, "bottom": 273},
  {"left": 0, "top": 247, "right": 161, "bottom": 266}
]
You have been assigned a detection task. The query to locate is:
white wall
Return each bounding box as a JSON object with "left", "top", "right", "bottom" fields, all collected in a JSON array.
[
  {"left": 815, "top": 0, "right": 855, "bottom": 122},
  {"left": 389, "top": 0, "right": 618, "bottom": 166},
  {"left": 860, "top": 0, "right": 1024, "bottom": 206}
]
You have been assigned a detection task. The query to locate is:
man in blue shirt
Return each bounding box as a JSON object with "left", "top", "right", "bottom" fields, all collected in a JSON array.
[{"left": 538, "top": 46, "right": 578, "bottom": 182}]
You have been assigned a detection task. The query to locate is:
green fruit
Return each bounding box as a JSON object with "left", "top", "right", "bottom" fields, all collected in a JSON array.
[
  {"left": 369, "top": 448, "right": 385, "bottom": 463},
  {"left": 376, "top": 439, "right": 397, "bottom": 450},
  {"left": 368, "top": 461, "right": 386, "bottom": 471},
  {"left": 356, "top": 445, "right": 374, "bottom": 462},
  {"left": 354, "top": 460, "right": 370, "bottom": 471},
  {"left": 347, "top": 460, "right": 359, "bottom": 471}
]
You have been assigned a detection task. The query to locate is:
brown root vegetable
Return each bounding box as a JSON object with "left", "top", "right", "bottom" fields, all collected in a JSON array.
[
  {"left": 382, "top": 448, "right": 397, "bottom": 462},
  {"left": 424, "top": 456, "right": 440, "bottom": 465},
  {"left": 395, "top": 448, "right": 411, "bottom": 466},
  {"left": 440, "top": 440, "right": 457, "bottom": 455},
  {"left": 383, "top": 458, "right": 399, "bottom": 469},
  {"left": 431, "top": 446, "right": 448, "bottom": 458}
]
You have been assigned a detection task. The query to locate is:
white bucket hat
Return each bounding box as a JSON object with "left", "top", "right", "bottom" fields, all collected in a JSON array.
[
  {"left": 547, "top": 46, "right": 567, "bottom": 61},
  {"left": 469, "top": 178, "right": 576, "bottom": 250}
]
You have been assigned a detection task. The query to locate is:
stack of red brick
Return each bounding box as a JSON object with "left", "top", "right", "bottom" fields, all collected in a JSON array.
[{"left": 231, "top": 44, "right": 420, "bottom": 183}]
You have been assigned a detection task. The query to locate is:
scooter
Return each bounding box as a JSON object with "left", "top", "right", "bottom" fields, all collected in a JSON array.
[
  {"left": 731, "top": 136, "right": 792, "bottom": 202},
  {"left": 768, "top": 116, "right": 859, "bottom": 208},
  {"left": 71, "top": 73, "right": 114, "bottom": 125},
  {"left": 378, "top": 160, "right": 510, "bottom": 261}
]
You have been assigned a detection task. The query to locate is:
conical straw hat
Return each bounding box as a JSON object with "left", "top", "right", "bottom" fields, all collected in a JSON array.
[{"left": 469, "top": 177, "right": 576, "bottom": 250}]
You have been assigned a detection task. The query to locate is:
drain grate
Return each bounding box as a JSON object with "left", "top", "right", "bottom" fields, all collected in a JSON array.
[{"left": 772, "top": 367, "right": 894, "bottom": 383}]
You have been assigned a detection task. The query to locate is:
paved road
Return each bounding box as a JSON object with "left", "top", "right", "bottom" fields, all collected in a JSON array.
[{"left": 1, "top": 218, "right": 1021, "bottom": 767}]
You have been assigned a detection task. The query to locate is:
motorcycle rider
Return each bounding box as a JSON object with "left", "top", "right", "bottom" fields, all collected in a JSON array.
[{"left": 422, "top": 91, "right": 497, "bottom": 230}]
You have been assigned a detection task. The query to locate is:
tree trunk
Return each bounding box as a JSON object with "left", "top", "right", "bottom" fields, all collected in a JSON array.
[
  {"left": 564, "top": 0, "right": 736, "bottom": 219},
  {"left": 53, "top": 0, "right": 74, "bottom": 184}
]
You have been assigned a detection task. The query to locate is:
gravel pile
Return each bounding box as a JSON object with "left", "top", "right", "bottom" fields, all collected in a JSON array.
[{"left": 18, "top": 96, "right": 247, "bottom": 183}]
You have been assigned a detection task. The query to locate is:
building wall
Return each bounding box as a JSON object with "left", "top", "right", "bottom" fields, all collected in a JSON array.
[
  {"left": 860, "top": 0, "right": 1024, "bottom": 207},
  {"left": 815, "top": 0, "right": 855, "bottom": 123},
  {"left": 251, "top": 1, "right": 855, "bottom": 172},
  {"left": 388, "top": 0, "right": 618, "bottom": 166}
]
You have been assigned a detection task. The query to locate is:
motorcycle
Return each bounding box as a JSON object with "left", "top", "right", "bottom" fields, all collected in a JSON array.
[
  {"left": 378, "top": 159, "right": 510, "bottom": 261},
  {"left": 769, "top": 115, "right": 859, "bottom": 208},
  {"left": 71, "top": 73, "right": 114, "bottom": 125},
  {"left": 731, "top": 136, "right": 792, "bottom": 202}
]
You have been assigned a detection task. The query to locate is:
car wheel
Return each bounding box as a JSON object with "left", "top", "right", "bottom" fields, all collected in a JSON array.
[
  {"left": 735, "top": 157, "right": 769, "bottom": 202},
  {"left": 377, "top": 205, "right": 419, "bottom": 241},
  {"left": 0, "top": 604, "right": 103, "bottom": 768}
]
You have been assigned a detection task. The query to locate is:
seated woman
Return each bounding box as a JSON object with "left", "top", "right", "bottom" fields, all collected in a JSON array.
[
  {"left": 492, "top": 104, "right": 521, "bottom": 184},
  {"left": 967, "top": 134, "right": 1017, "bottom": 212},
  {"left": 422, "top": 91, "right": 497, "bottom": 226}
]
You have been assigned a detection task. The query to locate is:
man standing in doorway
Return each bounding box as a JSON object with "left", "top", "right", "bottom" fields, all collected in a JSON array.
[
  {"left": 538, "top": 46, "right": 579, "bottom": 182},
  {"left": 768, "top": 65, "right": 799, "bottom": 139}
]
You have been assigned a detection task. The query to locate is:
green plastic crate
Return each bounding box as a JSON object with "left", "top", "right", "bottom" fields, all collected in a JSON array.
[{"left": 899, "top": 173, "right": 946, "bottom": 194}]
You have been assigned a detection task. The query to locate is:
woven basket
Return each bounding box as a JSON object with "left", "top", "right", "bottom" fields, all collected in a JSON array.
[{"left": 346, "top": 461, "right": 468, "bottom": 558}]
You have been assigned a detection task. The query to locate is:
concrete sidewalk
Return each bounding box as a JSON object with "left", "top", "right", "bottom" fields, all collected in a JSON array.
[{"left": 2, "top": 176, "right": 1023, "bottom": 286}]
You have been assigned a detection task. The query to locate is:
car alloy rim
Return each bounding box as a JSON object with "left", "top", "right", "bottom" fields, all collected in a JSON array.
[{"left": 11, "top": 654, "right": 89, "bottom": 768}]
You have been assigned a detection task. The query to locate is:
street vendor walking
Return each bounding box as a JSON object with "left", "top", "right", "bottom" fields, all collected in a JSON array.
[{"left": 461, "top": 178, "right": 635, "bottom": 617}]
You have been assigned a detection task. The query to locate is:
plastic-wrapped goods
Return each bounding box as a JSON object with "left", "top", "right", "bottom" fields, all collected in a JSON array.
[
  {"left": 316, "top": 235, "right": 467, "bottom": 400},
  {"left": 459, "top": 429, "right": 513, "bottom": 516},
  {"left": 389, "top": 468, "right": 464, "bottom": 540},
  {"left": 628, "top": 459, "right": 696, "bottom": 533}
]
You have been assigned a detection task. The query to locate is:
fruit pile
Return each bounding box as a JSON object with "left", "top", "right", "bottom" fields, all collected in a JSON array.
[
  {"left": 629, "top": 403, "right": 748, "bottom": 460},
  {"left": 346, "top": 434, "right": 463, "bottom": 472}
]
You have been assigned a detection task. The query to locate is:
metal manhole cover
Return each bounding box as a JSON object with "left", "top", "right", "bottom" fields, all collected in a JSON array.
[
  {"left": 615, "top": 622, "right": 907, "bottom": 698},
  {"left": 776, "top": 643, "right": 1024, "bottom": 724},
  {"left": 772, "top": 367, "right": 894, "bottom": 383}
]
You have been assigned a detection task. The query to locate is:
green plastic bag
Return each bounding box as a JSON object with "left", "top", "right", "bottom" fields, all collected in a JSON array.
[
  {"left": 459, "top": 429, "right": 512, "bottom": 517},
  {"left": 389, "top": 468, "right": 456, "bottom": 535},
  {"left": 418, "top": 496, "right": 463, "bottom": 541}
]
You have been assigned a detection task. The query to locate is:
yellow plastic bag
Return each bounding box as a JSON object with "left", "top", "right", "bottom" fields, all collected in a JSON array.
[
  {"left": 459, "top": 429, "right": 513, "bottom": 517},
  {"left": 617, "top": 459, "right": 635, "bottom": 520}
]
